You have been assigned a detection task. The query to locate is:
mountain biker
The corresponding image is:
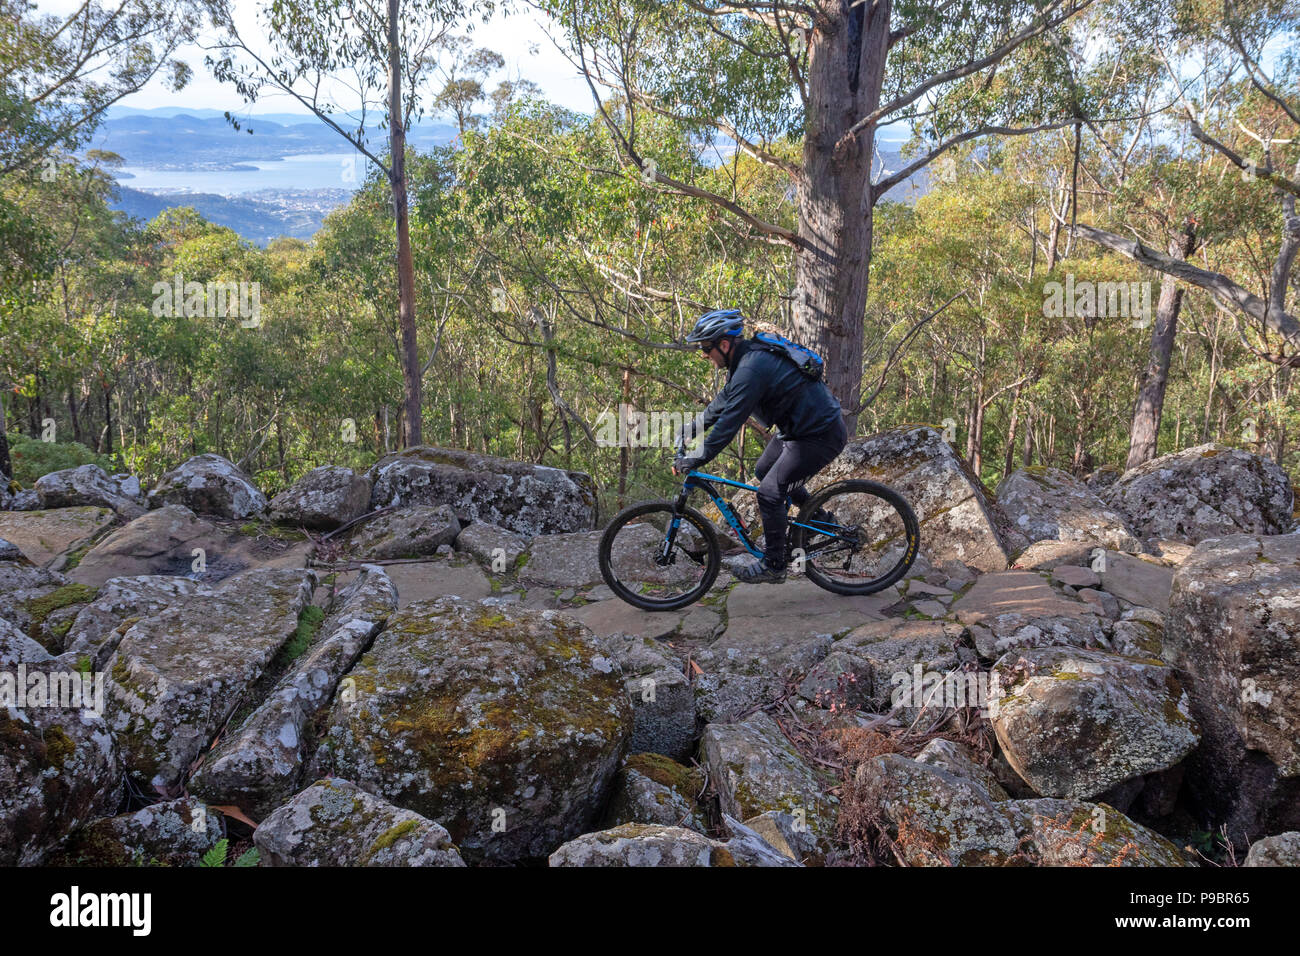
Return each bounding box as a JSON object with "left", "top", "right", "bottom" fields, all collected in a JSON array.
[{"left": 672, "top": 308, "right": 848, "bottom": 584}]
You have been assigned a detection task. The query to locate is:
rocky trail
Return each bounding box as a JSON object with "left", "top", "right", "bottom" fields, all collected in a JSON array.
[{"left": 2, "top": 427, "right": 1298, "bottom": 867}]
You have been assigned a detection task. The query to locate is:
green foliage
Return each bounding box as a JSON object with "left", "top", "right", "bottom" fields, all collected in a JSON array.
[
  {"left": 199, "top": 838, "right": 260, "bottom": 868},
  {"left": 5, "top": 434, "right": 112, "bottom": 486}
]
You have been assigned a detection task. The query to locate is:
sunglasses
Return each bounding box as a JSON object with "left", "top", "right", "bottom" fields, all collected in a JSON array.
[{"left": 699, "top": 340, "right": 719, "bottom": 354}]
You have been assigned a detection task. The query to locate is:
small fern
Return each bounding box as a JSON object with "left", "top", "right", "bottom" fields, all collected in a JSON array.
[
  {"left": 199, "top": 839, "right": 228, "bottom": 867},
  {"left": 198, "top": 838, "right": 261, "bottom": 868}
]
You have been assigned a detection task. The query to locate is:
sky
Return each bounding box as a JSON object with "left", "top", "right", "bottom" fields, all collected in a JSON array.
[{"left": 33, "top": 0, "right": 597, "bottom": 118}]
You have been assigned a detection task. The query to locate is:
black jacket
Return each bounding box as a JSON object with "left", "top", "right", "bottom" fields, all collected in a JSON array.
[{"left": 687, "top": 338, "right": 843, "bottom": 464}]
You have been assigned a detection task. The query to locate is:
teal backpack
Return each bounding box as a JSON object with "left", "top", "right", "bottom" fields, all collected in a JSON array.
[{"left": 752, "top": 331, "right": 825, "bottom": 382}]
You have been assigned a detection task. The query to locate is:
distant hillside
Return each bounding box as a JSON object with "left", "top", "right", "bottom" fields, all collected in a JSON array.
[
  {"left": 111, "top": 185, "right": 351, "bottom": 245},
  {"left": 92, "top": 109, "right": 459, "bottom": 168}
]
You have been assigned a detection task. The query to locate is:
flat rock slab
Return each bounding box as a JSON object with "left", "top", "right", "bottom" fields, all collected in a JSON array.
[
  {"left": 725, "top": 576, "right": 891, "bottom": 640},
  {"left": 1053, "top": 565, "right": 1100, "bottom": 588},
  {"left": 68, "top": 506, "right": 312, "bottom": 587},
  {"left": 0, "top": 507, "right": 115, "bottom": 566},
  {"left": 951, "top": 571, "right": 1096, "bottom": 626},
  {"left": 1096, "top": 550, "right": 1174, "bottom": 613},
  {"left": 383, "top": 560, "right": 492, "bottom": 608},
  {"left": 565, "top": 599, "right": 684, "bottom": 643}
]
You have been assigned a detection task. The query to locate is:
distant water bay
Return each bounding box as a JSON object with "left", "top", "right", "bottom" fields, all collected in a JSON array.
[{"left": 114, "top": 152, "right": 365, "bottom": 196}]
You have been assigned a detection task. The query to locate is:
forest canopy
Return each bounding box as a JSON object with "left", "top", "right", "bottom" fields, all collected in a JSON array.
[{"left": 1, "top": 0, "right": 1298, "bottom": 515}]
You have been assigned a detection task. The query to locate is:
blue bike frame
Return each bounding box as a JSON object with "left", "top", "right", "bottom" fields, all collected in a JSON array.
[{"left": 669, "top": 467, "right": 833, "bottom": 559}]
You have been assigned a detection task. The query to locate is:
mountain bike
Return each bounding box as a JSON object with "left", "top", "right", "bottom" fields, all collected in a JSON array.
[{"left": 598, "top": 443, "right": 920, "bottom": 611}]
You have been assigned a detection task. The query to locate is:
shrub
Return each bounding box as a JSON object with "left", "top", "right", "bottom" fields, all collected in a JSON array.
[{"left": 6, "top": 433, "right": 112, "bottom": 486}]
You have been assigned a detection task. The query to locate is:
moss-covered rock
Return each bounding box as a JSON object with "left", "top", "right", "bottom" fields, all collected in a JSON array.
[
  {"left": 603, "top": 753, "right": 708, "bottom": 833},
  {"left": 548, "top": 821, "right": 797, "bottom": 867},
  {"left": 190, "top": 567, "right": 397, "bottom": 818},
  {"left": 1001, "top": 798, "right": 1192, "bottom": 866},
  {"left": 105, "top": 568, "right": 316, "bottom": 792},
  {"left": 0, "top": 689, "right": 123, "bottom": 865},
  {"left": 308, "top": 598, "right": 632, "bottom": 864},
  {"left": 47, "top": 797, "right": 224, "bottom": 867},
  {"left": 701, "top": 712, "right": 838, "bottom": 860},
  {"left": 991, "top": 646, "right": 1200, "bottom": 800},
  {"left": 855, "top": 753, "right": 1019, "bottom": 866},
  {"left": 254, "top": 779, "right": 464, "bottom": 866},
  {"left": 368, "top": 445, "right": 597, "bottom": 536}
]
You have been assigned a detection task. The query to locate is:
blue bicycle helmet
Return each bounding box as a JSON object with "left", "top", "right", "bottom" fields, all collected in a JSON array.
[{"left": 685, "top": 309, "right": 745, "bottom": 344}]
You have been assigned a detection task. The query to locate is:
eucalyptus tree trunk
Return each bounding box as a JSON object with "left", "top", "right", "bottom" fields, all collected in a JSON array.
[
  {"left": 1126, "top": 227, "right": 1197, "bottom": 469},
  {"left": 388, "top": 0, "right": 422, "bottom": 448},
  {"left": 792, "top": 0, "right": 892, "bottom": 432},
  {"left": 0, "top": 394, "right": 10, "bottom": 481}
]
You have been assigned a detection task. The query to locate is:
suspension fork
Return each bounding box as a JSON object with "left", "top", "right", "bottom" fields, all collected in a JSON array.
[{"left": 657, "top": 482, "right": 693, "bottom": 563}]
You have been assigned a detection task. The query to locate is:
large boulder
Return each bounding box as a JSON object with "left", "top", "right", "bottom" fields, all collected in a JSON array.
[
  {"left": 1101, "top": 444, "right": 1294, "bottom": 544},
  {"left": 105, "top": 568, "right": 316, "bottom": 792},
  {"left": 66, "top": 505, "right": 215, "bottom": 585},
  {"left": 990, "top": 646, "right": 1200, "bottom": 800},
  {"left": 47, "top": 797, "right": 224, "bottom": 867},
  {"left": 348, "top": 504, "right": 461, "bottom": 560},
  {"left": 35, "top": 464, "right": 145, "bottom": 518},
  {"left": 368, "top": 446, "right": 597, "bottom": 536},
  {"left": 254, "top": 779, "right": 465, "bottom": 867},
  {"left": 854, "top": 753, "right": 1020, "bottom": 866},
  {"left": 0, "top": 506, "right": 115, "bottom": 567},
  {"left": 996, "top": 467, "right": 1141, "bottom": 552},
  {"left": 812, "top": 425, "right": 1023, "bottom": 572},
  {"left": 189, "top": 567, "right": 396, "bottom": 818},
  {"left": 1164, "top": 534, "right": 1300, "bottom": 843},
  {"left": 1000, "top": 798, "right": 1192, "bottom": 866},
  {"left": 700, "top": 712, "right": 837, "bottom": 858},
  {"left": 308, "top": 599, "right": 632, "bottom": 864},
  {"left": 148, "top": 453, "right": 267, "bottom": 519},
  {"left": 1244, "top": 832, "right": 1300, "bottom": 867},
  {"left": 548, "top": 821, "right": 798, "bottom": 867},
  {"left": 268, "top": 466, "right": 372, "bottom": 530},
  {"left": 0, "top": 692, "right": 124, "bottom": 865},
  {"left": 454, "top": 521, "right": 529, "bottom": 569}
]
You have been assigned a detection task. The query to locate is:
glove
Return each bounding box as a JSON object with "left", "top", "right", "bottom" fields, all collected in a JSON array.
[{"left": 672, "top": 456, "right": 703, "bottom": 476}]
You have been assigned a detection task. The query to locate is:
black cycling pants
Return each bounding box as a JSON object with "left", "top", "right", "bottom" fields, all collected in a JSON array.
[{"left": 753, "top": 416, "right": 848, "bottom": 568}]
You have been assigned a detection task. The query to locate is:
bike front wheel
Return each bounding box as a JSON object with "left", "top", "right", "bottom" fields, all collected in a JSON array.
[
  {"left": 790, "top": 479, "right": 919, "bottom": 595},
  {"left": 598, "top": 501, "right": 722, "bottom": 611}
]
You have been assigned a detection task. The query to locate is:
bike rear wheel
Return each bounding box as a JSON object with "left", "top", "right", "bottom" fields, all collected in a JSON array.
[
  {"left": 598, "top": 502, "right": 722, "bottom": 611},
  {"left": 790, "top": 479, "right": 919, "bottom": 595}
]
